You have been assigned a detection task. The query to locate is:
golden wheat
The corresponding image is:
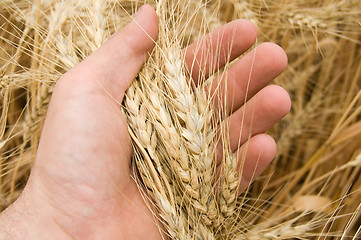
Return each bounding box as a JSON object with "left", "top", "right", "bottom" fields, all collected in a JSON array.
[{"left": 0, "top": 0, "right": 360, "bottom": 239}]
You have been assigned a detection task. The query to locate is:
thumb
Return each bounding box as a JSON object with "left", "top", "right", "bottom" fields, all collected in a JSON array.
[
  {"left": 62, "top": 4, "right": 158, "bottom": 102},
  {"left": 30, "top": 4, "right": 158, "bottom": 190}
]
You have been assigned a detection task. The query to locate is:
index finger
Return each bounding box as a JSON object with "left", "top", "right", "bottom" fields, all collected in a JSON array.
[{"left": 183, "top": 19, "right": 258, "bottom": 84}]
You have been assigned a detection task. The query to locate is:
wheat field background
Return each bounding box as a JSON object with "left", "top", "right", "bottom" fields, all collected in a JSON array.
[{"left": 0, "top": 0, "right": 360, "bottom": 239}]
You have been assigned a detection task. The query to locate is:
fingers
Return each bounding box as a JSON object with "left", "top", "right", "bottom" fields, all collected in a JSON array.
[
  {"left": 236, "top": 134, "right": 277, "bottom": 191},
  {"left": 210, "top": 43, "right": 288, "bottom": 115},
  {"left": 183, "top": 19, "right": 258, "bottom": 83},
  {"left": 60, "top": 5, "right": 158, "bottom": 102},
  {"left": 218, "top": 85, "right": 290, "bottom": 191},
  {"left": 224, "top": 85, "right": 291, "bottom": 153}
]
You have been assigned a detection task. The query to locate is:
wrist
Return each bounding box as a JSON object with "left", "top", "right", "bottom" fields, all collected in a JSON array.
[
  {"left": 0, "top": 191, "right": 71, "bottom": 240},
  {"left": 0, "top": 195, "right": 42, "bottom": 239},
  {"left": 0, "top": 201, "right": 29, "bottom": 239}
]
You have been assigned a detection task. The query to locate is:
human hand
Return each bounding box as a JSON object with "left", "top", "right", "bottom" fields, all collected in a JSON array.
[{"left": 0, "top": 5, "right": 290, "bottom": 239}]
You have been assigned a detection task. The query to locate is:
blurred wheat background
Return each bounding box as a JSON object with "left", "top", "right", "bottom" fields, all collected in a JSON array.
[{"left": 0, "top": 0, "right": 360, "bottom": 239}]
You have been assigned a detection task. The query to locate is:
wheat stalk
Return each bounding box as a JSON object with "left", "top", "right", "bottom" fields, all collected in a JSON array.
[{"left": 1, "top": 0, "right": 361, "bottom": 239}]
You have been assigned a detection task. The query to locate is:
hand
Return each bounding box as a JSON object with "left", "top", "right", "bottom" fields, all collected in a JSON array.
[{"left": 0, "top": 5, "right": 290, "bottom": 239}]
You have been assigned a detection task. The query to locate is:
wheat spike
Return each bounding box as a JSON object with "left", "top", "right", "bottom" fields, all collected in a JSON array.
[{"left": 1, "top": 0, "right": 361, "bottom": 239}]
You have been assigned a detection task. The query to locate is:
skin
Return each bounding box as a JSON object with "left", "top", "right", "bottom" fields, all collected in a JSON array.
[{"left": 0, "top": 5, "right": 291, "bottom": 239}]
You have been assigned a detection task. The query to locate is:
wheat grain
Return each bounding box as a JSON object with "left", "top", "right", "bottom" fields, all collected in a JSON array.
[
  {"left": 1, "top": 0, "right": 361, "bottom": 239},
  {"left": 163, "top": 46, "right": 219, "bottom": 226},
  {"left": 124, "top": 74, "right": 195, "bottom": 238}
]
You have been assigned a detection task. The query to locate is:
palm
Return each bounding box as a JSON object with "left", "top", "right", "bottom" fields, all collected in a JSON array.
[
  {"left": 32, "top": 80, "right": 156, "bottom": 238},
  {"left": 2, "top": 5, "right": 290, "bottom": 240}
]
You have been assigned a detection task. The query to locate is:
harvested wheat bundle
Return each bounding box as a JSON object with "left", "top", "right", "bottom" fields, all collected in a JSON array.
[{"left": 0, "top": 0, "right": 360, "bottom": 239}]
